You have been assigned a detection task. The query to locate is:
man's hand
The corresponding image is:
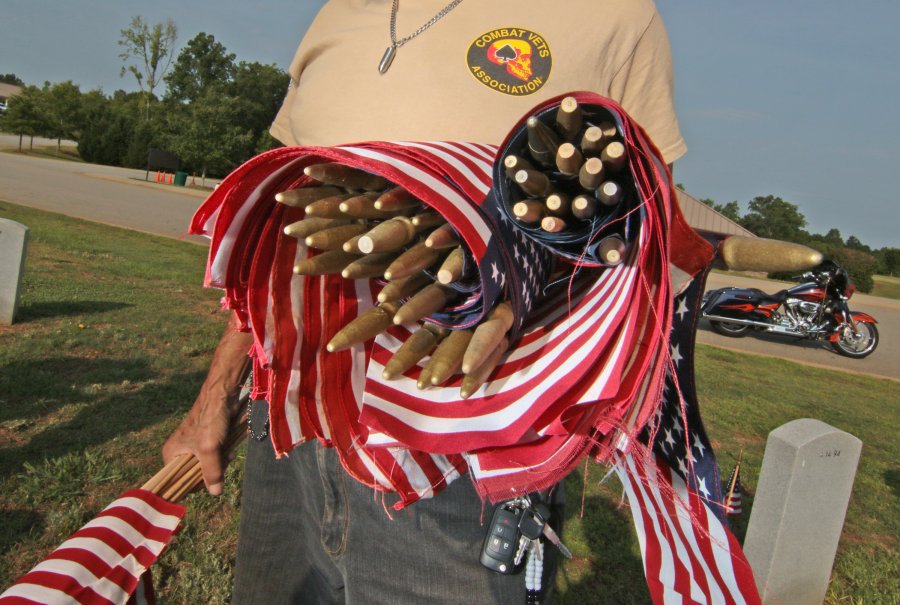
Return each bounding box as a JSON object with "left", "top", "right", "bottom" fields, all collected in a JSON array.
[{"left": 163, "top": 316, "right": 253, "bottom": 496}]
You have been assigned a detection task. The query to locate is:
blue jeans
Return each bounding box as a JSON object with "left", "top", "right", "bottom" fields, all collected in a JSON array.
[{"left": 232, "top": 402, "right": 561, "bottom": 604}]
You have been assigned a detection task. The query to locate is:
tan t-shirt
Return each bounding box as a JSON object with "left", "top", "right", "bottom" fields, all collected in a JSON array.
[{"left": 271, "top": 0, "right": 686, "bottom": 163}]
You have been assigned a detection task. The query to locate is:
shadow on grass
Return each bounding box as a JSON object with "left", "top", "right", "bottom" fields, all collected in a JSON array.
[
  {"left": 557, "top": 472, "right": 651, "bottom": 605},
  {"left": 0, "top": 509, "right": 44, "bottom": 554},
  {"left": 885, "top": 468, "right": 900, "bottom": 500},
  {"left": 0, "top": 356, "right": 207, "bottom": 480},
  {"left": 0, "top": 356, "right": 155, "bottom": 424},
  {"left": 15, "top": 301, "right": 133, "bottom": 322}
]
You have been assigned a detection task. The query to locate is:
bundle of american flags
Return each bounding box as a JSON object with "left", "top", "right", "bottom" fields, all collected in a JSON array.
[
  {"left": 1, "top": 93, "right": 761, "bottom": 604},
  {"left": 187, "top": 92, "right": 710, "bottom": 507}
]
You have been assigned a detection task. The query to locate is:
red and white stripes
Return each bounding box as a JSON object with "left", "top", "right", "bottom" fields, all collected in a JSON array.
[
  {"left": 0, "top": 490, "right": 184, "bottom": 605},
  {"left": 615, "top": 450, "right": 761, "bottom": 605}
]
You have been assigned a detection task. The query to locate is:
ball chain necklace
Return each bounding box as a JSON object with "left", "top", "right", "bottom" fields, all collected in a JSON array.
[{"left": 378, "top": 0, "right": 465, "bottom": 74}]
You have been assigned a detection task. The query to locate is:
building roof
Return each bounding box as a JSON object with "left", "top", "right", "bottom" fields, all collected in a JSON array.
[
  {"left": 676, "top": 188, "right": 755, "bottom": 239},
  {"left": 0, "top": 83, "right": 23, "bottom": 101}
]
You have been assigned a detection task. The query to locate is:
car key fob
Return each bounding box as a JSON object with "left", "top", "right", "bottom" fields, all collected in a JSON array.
[{"left": 480, "top": 503, "right": 524, "bottom": 574}]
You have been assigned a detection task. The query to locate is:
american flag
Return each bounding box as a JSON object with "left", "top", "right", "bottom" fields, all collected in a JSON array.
[
  {"left": 644, "top": 271, "right": 728, "bottom": 523},
  {"left": 617, "top": 269, "right": 760, "bottom": 603},
  {"left": 724, "top": 461, "right": 744, "bottom": 517},
  {"left": 0, "top": 490, "right": 184, "bottom": 605},
  {"left": 187, "top": 94, "right": 712, "bottom": 509},
  {"left": 614, "top": 450, "right": 761, "bottom": 605}
]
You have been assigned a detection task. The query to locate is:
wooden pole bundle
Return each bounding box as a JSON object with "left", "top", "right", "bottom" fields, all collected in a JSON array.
[
  {"left": 274, "top": 162, "right": 521, "bottom": 398},
  {"left": 305, "top": 195, "right": 354, "bottom": 219},
  {"left": 505, "top": 96, "right": 633, "bottom": 259},
  {"left": 377, "top": 273, "right": 432, "bottom": 304},
  {"left": 142, "top": 407, "right": 249, "bottom": 502},
  {"left": 341, "top": 252, "right": 397, "bottom": 279},
  {"left": 460, "top": 337, "right": 509, "bottom": 400}
]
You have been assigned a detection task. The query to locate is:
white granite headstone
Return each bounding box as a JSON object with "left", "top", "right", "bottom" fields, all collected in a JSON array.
[
  {"left": 0, "top": 218, "right": 29, "bottom": 325},
  {"left": 743, "top": 418, "right": 862, "bottom": 605}
]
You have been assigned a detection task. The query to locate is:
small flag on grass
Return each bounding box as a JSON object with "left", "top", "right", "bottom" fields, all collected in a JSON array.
[{"left": 724, "top": 452, "right": 744, "bottom": 517}]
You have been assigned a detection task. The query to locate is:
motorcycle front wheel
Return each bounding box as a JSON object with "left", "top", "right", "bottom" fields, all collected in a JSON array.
[
  {"left": 831, "top": 322, "right": 879, "bottom": 358},
  {"left": 709, "top": 320, "right": 752, "bottom": 337}
]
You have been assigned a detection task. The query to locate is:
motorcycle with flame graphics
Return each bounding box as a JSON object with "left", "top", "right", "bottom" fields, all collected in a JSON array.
[{"left": 701, "top": 260, "right": 879, "bottom": 358}]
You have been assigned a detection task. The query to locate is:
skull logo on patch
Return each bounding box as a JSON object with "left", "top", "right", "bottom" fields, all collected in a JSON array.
[{"left": 467, "top": 27, "right": 552, "bottom": 96}]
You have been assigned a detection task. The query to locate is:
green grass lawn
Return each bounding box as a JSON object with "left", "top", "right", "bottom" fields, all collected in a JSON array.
[
  {"left": 1, "top": 201, "right": 897, "bottom": 604},
  {"left": 871, "top": 275, "right": 900, "bottom": 301},
  {"left": 0, "top": 145, "right": 83, "bottom": 163}
]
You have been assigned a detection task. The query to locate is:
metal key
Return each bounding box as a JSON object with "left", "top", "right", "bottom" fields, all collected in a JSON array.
[
  {"left": 532, "top": 501, "right": 573, "bottom": 560},
  {"left": 512, "top": 534, "right": 530, "bottom": 566},
  {"left": 518, "top": 505, "right": 546, "bottom": 562}
]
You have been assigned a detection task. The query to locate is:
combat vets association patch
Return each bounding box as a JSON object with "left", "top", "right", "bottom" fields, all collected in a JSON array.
[{"left": 467, "top": 27, "right": 551, "bottom": 96}]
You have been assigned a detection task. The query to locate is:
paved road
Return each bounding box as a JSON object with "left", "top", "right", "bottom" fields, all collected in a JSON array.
[
  {"left": 2, "top": 149, "right": 897, "bottom": 381},
  {"left": 0, "top": 142, "right": 210, "bottom": 244}
]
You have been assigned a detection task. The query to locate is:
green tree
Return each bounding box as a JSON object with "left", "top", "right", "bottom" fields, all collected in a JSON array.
[
  {"left": 699, "top": 197, "right": 742, "bottom": 222},
  {"left": 0, "top": 85, "right": 47, "bottom": 150},
  {"left": 165, "top": 33, "right": 235, "bottom": 104},
  {"left": 40, "top": 81, "right": 84, "bottom": 151},
  {"left": 230, "top": 61, "right": 290, "bottom": 150},
  {"left": 739, "top": 195, "right": 807, "bottom": 242},
  {"left": 118, "top": 16, "right": 178, "bottom": 119},
  {"left": 820, "top": 228, "right": 844, "bottom": 246},
  {"left": 166, "top": 90, "right": 253, "bottom": 182},
  {"left": 875, "top": 247, "right": 900, "bottom": 276},
  {"left": 123, "top": 118, "right": 166, "bottom": 169},
  {"left": 832, "top": 248, "right": 878, "bottom": 293},
  {"left": 844, "top": 235, "right": 871, "bottom": 253},
  {"left": 0, "top": 73, "right": 25, "bottom": 86},
  {"left": 78, "top": 91, "right": 141, "bottom": 166}
]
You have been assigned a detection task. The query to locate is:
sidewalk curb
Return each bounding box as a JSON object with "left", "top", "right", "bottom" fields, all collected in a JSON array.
[{"left": 81, "top": 172, "right": 214, "bottom": 199}]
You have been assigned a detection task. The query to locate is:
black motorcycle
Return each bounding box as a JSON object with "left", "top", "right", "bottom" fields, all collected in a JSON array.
[{"left": 701, "top": 260, "right": 879, "bottom": 358}]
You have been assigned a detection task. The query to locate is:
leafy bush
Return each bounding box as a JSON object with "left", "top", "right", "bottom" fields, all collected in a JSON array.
[
  {"left": 832, "top": 248, "right": 878, "bottom": 293},
  {"left": 769, "top": 246, "right": 877, "bottom": 293}
]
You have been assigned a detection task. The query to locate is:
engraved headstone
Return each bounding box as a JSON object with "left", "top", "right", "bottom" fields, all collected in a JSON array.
[
  {"left": 743, "top": 418, "right": 862, "bottom": 605},
  {"left": 0, "top": 218, "right": 29, "bottom": 325}
]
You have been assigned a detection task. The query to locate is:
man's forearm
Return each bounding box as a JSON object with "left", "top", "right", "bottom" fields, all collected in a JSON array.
[{"left": 202, "top": 316, "right": 254, "bottom": 414}]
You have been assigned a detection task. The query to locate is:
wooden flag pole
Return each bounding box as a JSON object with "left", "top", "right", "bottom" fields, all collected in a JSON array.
[
  {"left": 725, "top": 449, "right": 744, "bottom": 512},
  {"left": 140, "top": 407, "right": 249, "bottom": 503},
  {"left": 141, "top": 369, "right": 253, "bottom": 503}
]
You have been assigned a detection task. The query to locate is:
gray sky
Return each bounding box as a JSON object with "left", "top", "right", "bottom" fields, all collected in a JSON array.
[{"left": 1, "top": 1, "right": 897, "bottom": 248}]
